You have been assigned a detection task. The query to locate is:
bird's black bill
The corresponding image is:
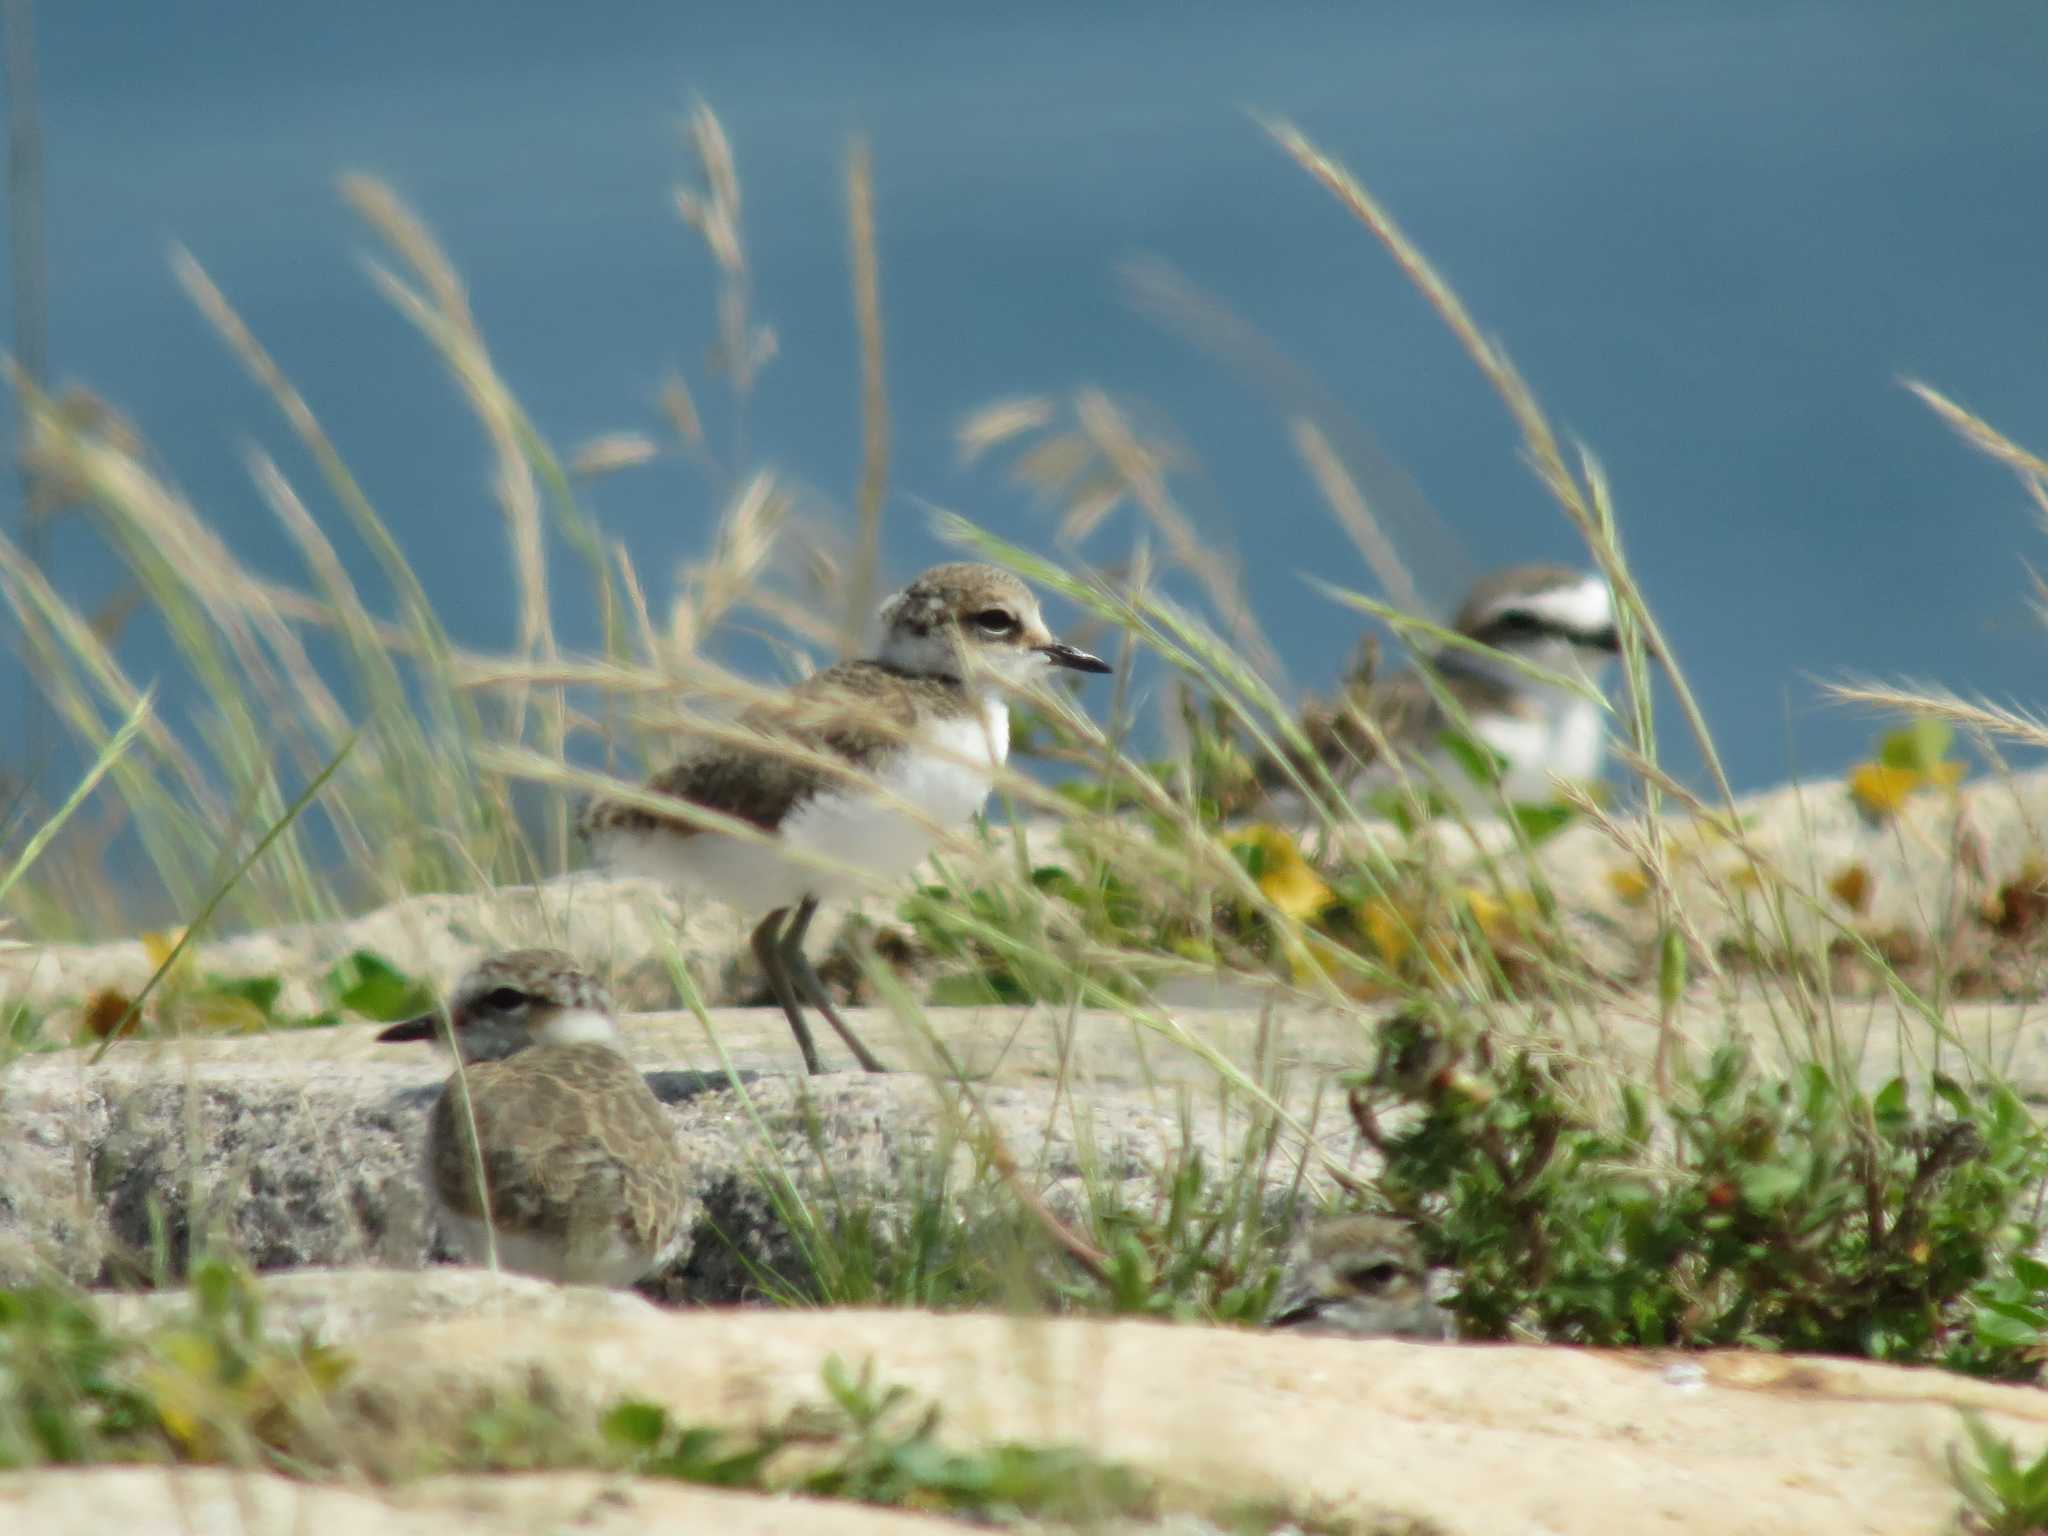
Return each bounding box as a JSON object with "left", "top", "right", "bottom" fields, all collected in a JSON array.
[
  {"left": 375, "top": 1014, "right": 439, "bottom": 1044},
  {"left": 1037, "top": 642, "right": 1112, "bottom": 674},
  {"left": 1586, "top": 625, "right": 1622, "bottom": 654},
  {"left": 1267, "top": 1293, "right": 1323, "bottom": 1330}
]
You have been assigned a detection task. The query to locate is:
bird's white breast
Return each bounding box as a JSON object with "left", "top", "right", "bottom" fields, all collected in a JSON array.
[
  {"left": 1470, "top": 690, "right": 1606, "bottom": 803},
  {"left": 777, "top": 698, "right": 1007, "bottom": 889},
  {"left": 601, "top": 695, "right": 1010, "bottom": 914}
]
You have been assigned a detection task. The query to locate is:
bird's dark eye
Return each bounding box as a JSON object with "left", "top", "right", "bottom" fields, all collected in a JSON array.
[
  {"left": 972, "top": 608, "right": 1018, "bottom": 635},
  {"left": 1342, "top": 1260, "right": 1404, "bottom": 1293},
  {"left": 1491, "top": 610, "right": 1542, "bottom": 636},
  {"left": 483, "top": 987, "right": 528, "bottom": 1011}
]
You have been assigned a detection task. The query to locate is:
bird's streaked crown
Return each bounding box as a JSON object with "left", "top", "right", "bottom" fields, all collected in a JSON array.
[{"left": 375, "top": 948, "right": 617, "bottom": 1062}]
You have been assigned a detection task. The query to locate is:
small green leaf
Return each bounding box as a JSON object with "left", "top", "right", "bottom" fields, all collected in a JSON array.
[
  {"left": 1739, "top": 1164, "right": 1804, "bottom": 1208},
  {"left": 2011, "top": 1255, "right": 2048, "bottom": 1292},
  {"left": 1878, "top": 718, "right": 1953, "bottom": 774},
  {"left": 1871, "top": 1077, "right": 1910, "bottom": 1132},
  {"left": 1509, "top": 802, "right": 1576, "bottom": 845},
  {"left": 325, "top": 951, "right": 436, "bottom": 1022},
  {"left": 1657, "top": 927, "right": 1687, "bottom": 1011},
  {"left": 1930, "top": 1073, "right": 1972, "bottom": 1119},
  {"left": 1438, "top": 731, "right": 1506, "bottom": 788},
  {"left": 211, "top": 975, "right": 282, "bottom": 1015},
  {"left": 603, "top": 1400, "right": 669, "bottom": 1450}
]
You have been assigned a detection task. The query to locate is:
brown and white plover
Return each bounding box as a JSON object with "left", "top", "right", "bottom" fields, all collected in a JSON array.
[
  {"left": 377, "top": 948, "right": 686, "bottom": 1287},
  {"left": 1268, "top": 1212, "right": 1454, "bottom": 1340},
  {"left": 579, "top": 561, "right": 1111, "bottom": 1075},
  {"left": 1270, "top": 563, "right": 1621, "bottom": 812}
]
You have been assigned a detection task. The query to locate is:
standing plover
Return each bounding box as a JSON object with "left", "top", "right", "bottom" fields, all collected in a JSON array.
[
  {"left": 580, "top": 561, "right": 1111, "bottom": 1075},
  {"left": 1269, "top": 563, "right": 1621, "bottom": 812},
  {"left": 1268, "top": 1212, "right": 1453, "bottom": 1340},
  {"left": 377, "top": 949, "right": 686, "bottom": 1287}
]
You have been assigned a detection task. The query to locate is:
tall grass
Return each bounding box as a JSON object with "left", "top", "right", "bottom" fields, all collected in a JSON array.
[{"left": 3, "top": 103, "right": 2045, "bottom": 1401}]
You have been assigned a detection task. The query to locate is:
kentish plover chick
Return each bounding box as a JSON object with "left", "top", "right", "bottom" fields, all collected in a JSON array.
[
  {"left": 1270, "top": 564, "right": 1622, "bottom": 812},
  {"left": 1269, "top": 1213, "right": 1454, "bottom": 1341},
  {"left": 579, "top": 561, "right": 1110, "bottom": 1076},
  {"left": 377, "top": 949, "right": 686, "bottom": 1287}
]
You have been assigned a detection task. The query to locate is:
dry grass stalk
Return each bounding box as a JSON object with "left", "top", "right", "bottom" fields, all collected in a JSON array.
[
  {"left": 569, "top": 433, "right": 661, "bottom": 478},
  {"left": 842, "top": 137, "right": 890, "bottom": 659},
  {"left": 1073, "top": 389, "right": 1278, "bottom": 680},
  {"left": 1906, "top": 379, "right": 2048, "bottom": 492},
  {"left": 956, "top": 396, "right": 1055, "bottom": 465},
  {"left": 1290, "top": 418, "right": 1426, "bottom": 628}
]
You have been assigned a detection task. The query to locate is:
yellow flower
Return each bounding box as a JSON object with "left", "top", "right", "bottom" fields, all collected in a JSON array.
[
  {"left": 141, "top": 928, "right": 197, "bottom": 993},
  {"left": 1827, "top": 863, "right": 1872, "bottom": 914},
  {"left": 1848, "top": 763, "right": 1922, "bottom": 818},
  {"left": 1606, "top": 865, "right": 1652, "bottom": 906},
  {"left": 1230, "top": 824, "right": 1334, "bottom": 922}
]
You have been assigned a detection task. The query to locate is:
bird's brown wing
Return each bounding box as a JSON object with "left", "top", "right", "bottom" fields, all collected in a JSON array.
[
  {"left": 580, "top": 662, "right": 958, "bottom": 839},
  {"left": 428, "top": 1047, "right": 685, "bottom": 1256}
]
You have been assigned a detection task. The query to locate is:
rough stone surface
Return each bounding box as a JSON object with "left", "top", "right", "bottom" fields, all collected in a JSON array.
[
  {"left": 0, "top": 874, "right": 823, "bottom": 1020},
  {"left": 0, "top": 1017, "right": 1340, "bottom": 1291},
  {"left": 1338, "top": 762, "right": 2048, "bottom": 978},
  {"left": 302, "top": 1294, "right": 2048, "bottom": 1536},
  {"left": 36, "top": 1265, "right": 2047, "bottom": 1534},
  {"left": 16, "top": 767, "right": 2047, "bottom": 1024},
  {"left": 0, "top": 1467, "right": 991, "bottom": 1536},
  {"left": 94, "top": 1267, "right": 667, "bottom": 1347},
  {"left": 9, "top": 986, "right": 2048, "bottom": 1291}
]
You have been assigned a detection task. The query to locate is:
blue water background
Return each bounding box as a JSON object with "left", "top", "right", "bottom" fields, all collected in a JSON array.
[{"left": 9, "top": 1, "right": 2048, "bottom": 821}]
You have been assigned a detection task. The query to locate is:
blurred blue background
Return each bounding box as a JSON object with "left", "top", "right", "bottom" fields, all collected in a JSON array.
[{"left": 8, "top": 0, "right": 2048, "bottom": 802}]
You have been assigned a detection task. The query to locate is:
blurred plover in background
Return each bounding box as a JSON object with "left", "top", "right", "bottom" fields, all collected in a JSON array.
[
  {"left": 581, "top": 561, "right": 1110, "bottom": 1075},
  {"left": 1268, "top": 1212, "right": 1454, "bottom": 1341},
  {"left": 1266, "top": 563, "right": 1621, "bottom": 814},
  {"left": 377, "top": 949, "right": 686, "bottom": 1287}
]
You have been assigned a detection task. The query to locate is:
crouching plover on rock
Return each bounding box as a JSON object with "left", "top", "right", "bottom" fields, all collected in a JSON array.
[
  {"left": 1269, "top": 1213, "right": 1453, "bottom": 1341},
  {"left": 580, "top": 561, "right": 1111, "bottom": 1076},
  {"left": 1268, "top": 563, "right": 1622, "bottom": 813},
  {"left": 377, "top": 949, "right": 686, "bottom": 1287}
]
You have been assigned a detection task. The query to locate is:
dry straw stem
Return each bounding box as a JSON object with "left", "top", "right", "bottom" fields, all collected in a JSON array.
[
  {"left": 1260, "top": 117, "right": 1727, "bottom": 810},
  {"left": 569, "top": 432, "right": 662, "bottom": 479},
  {"left": 172, "top": 246, "right": 459, "bottom": 697},
  {"left": 930, "top": 516, "right": 1451, "bottom": 1001},
  {"left": 677, "top": 98, "right": 775, "bottom": 423},
  {"left": 1828, "top": 680, "right": 2048, "bottom": 757},
  {"left": 1071, "top": 389, "right": 1279, "bottom": 680},
  {"left": 842, "top": 137, "right": 890, "bottom": 660},
  {"left": 956, "top": 396, "right": 1056, "bottom": 466},
  {"left": 1119, "top": 253, "right": 1435, "bottom": 618},
  {"left": 0, "top": 529, "right": 232, "bottom": 911},
  {"left": 658, "top": 372, "right": 707, "bottom": 457},
  {"left": 1906, "top": 378, "right": 2048, "bottom": 492},
  {"left": 1290, "top": 418, "right": 1427, "bottom": 625},
  {"left": 1261, "top": 114, "right": 1767, "bottom": 1086},
  {"left": 0, "top": 687, "right": 153, "bottom": 911},
  {"left": 673, "top": 471, "right": 789, "bottom": 660},
  {"left": 867, "top": 966, "right": 1116, "bottom": 1287},
  {"left": 1616, "top": 741, "right": 1968, "bottom": 1072}
]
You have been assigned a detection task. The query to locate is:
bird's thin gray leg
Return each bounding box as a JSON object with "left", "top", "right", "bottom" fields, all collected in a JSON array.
[
  {"left": 750, "top": 907, "right": 822, "bottom": 1075},
  {"left": 781, "top": 896, "right": 889, "bottom": 1074}
]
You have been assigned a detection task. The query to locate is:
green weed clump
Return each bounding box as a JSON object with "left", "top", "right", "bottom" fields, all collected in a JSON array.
[
  {"left": 1951, "top": 1413, "right": 2048, "bottom": 1536},
  {"left": 605, "top": 1354, "right": 1157, "bottom": 1528},
  {"left": 0, "top": 1259, "right": 346, "bottom": 1470},
  {"left": 1352, "top": 1012, "right": 2048, "bottom": 1373}
]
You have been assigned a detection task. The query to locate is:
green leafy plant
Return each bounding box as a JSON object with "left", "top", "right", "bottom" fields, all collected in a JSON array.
[
  {"left": 0, "top": 1258, "right": 348, "bottom": 1470},
  {"left": 1353, "top": 1014, "right": 2048, "bottom": 1370},
  {"left": 323, "top": 949, "right": 435, "bottom": 1022},
  {"left": 0, "top": 1287, "right": 162, "bottom": 1467},
  {"left": 1951, "top": 1412, "right": 2048, "bottom": 1535},
  {"left": 606, "top": 1355, "right": 1155, "bottom": 1526},
  {"left": 1073, "top": 1142, "right": 1294, "bottom": 1323}
]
